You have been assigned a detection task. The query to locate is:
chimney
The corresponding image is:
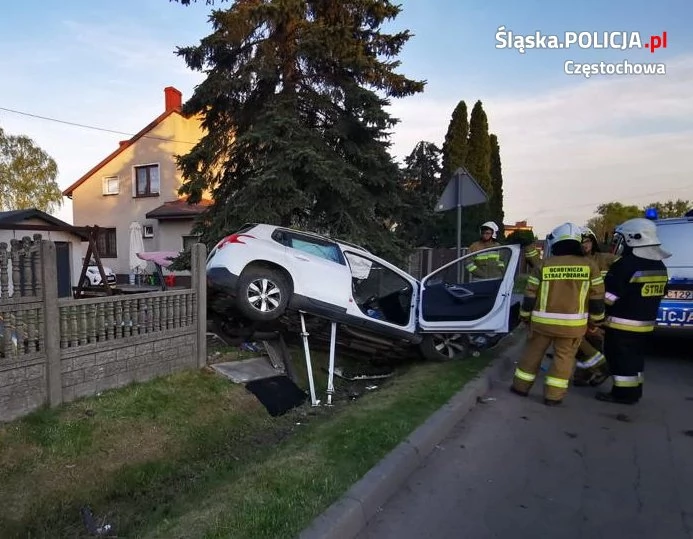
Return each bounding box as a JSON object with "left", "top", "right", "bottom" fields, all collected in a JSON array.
[
  {"left": 164, "top": 86, "right": 182, "bottom": 112},
  {"left": 119, "top": 140, "right": 129, "bottom": 148}
]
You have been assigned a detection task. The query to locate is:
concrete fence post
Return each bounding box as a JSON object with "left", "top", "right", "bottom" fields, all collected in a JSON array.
[
  {"left": 40, "top": 240, "right": 62, "bottom": 407},
  {"left": 192, "top": 243, "right": 207, "bottom": 368}
]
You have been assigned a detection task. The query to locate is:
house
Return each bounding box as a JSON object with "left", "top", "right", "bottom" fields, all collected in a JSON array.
[
  {"left": 503, "top": 220, "right": 534, "bottom": 238},
  {"left": 62, "top": 86, "right": 210, "bottom": 281},
  {"left": 0, "top": 209, "right": 86, "bottom": 297}
]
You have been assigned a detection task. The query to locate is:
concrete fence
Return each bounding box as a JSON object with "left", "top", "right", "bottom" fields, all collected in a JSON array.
[{"left": 0, "top": 236, "right": 207, "bottom": 422}]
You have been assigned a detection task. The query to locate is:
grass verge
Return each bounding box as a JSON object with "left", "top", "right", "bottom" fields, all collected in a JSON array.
[{"left": 0, "top": 346, "right": 491, "bottom": 538}]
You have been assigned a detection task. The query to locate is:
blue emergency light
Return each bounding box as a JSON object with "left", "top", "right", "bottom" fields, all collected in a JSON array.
[{"left": 645, "top": 207, "right": 658, "bottom": 220}]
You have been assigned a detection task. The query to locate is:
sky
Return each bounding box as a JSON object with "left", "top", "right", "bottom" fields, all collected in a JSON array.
[{"left": 1, "top": 0, "right": 692, "bottom": 237}]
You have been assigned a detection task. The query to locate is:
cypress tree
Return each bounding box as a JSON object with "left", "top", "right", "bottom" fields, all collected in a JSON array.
[
  {"left": 170, "top": 0, "right": 424, "bottom": 263},
  {"left": 441, "top": 100, "right": 469, "bottom": 182},
  {"left": 489, "top": 133, "right": 505, "bottom": 237},
  {"left": 461, "top": 100, "right": 493, "bottom": 241},
  {"left": 438, "top": 100, "right": 470, "bottom": 247}
]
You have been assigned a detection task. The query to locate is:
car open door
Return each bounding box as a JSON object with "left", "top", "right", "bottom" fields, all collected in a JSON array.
[{"left": 417, "top": 244, "right": 521, "bottom": 333}]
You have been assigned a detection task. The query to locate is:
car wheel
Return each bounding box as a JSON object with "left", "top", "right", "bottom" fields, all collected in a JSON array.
[
  {"left": 236, "top": 267, "right": 291, "bottom": 322},
  {"left": 419, "top": 333, "right": 470, "bottom": 362}
]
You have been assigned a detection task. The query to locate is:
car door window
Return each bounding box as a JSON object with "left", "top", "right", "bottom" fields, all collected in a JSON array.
[
  {"left": 344, "top": 252, "right": 413, "bottom": 326},
  {"left": 280, "top": 232, "right": 344, "bottom": 264},
  {"left": 422, "top": 246, "right": 512, "bottom": 321}
]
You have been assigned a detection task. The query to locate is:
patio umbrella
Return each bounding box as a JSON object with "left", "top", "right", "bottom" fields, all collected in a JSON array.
[{"left": 129, "top": 222, "right": 147, "bottom": 282}]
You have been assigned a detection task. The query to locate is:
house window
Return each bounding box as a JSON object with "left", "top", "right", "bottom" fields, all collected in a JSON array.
[
  {"left": 96, "top": 228, "right": 117, "bottom": 258},
  {"left": 102, "top": 176, "right": 119, "bottom": 195},
  {"left": 134, "top": 164, "right": 160, "bottom": 197},
  {"left": 183, "top": 235, "right": 201, "bottom": 252}
]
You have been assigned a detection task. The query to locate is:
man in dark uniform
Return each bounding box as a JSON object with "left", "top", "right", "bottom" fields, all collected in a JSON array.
[{"left": 596, "top": 218, "right": 670, "bottom": 405}]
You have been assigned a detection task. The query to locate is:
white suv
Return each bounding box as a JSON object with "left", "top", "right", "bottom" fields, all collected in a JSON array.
[{"left": 206, "top": 223, "right": 521, "bottom": 361}]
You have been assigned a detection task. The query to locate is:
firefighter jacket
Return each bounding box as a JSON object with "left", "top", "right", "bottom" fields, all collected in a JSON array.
[
  {"left": 520, "top": 254, "right": 605, "bottom": 338},
  {"left": 465, "top": 240, "right": 505, "bottom": 279},
  {"left": 603, "top": 254, "right": 668, "bottom": 333},
  {"left": 588, "top": 252, "right": 620, "bottom": 278},
  {"left": 524, "top": 243, "right": 541, "bottom": 270}
]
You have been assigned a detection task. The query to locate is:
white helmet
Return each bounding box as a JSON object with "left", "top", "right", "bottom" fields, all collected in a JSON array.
[
  {"left": 612, "top": 218, "right": 671, "bottom": 260},
  {"left": 480, "top": 221, "right": 499, "bottom": 239},
  {"left": 548, "top": 222, "right": 582, "bottom": 244}
]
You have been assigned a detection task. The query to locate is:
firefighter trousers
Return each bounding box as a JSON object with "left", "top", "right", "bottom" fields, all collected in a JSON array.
[
  {"left": 512, "top": 329, "right": 582, "bottom": 402},
  {"left": 576, "top": 337, "right": 606, "bottom": 371},
  {"left": 573, "top": 335, "right": 609, "bottom": 384},
  {"left": 603, "top": 327, "right": 646, "bottom": 402}
]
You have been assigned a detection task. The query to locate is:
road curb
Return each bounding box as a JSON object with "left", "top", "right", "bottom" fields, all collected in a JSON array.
[{"left": 298, "top": 328, "right": 527, "bottom": 539}]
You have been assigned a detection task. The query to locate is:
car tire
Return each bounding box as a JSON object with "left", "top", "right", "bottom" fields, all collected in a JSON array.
[
  {"left": 236, "top": 267, "right": 291, "bottom": 322},
  {"left": 419, "top": 333, "right": 470, "bottom": 362}
]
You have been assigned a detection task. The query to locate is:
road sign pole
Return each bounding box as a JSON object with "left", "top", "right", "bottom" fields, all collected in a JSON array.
[{"left": 456, "top": 173, "right": 462, "bottom": 282}]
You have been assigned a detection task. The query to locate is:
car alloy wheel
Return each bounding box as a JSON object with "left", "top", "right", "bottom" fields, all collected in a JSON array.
[
  {"left": 420, "top": 333, "right": 469, "bottom": 362},
  {"left": 246, "top": 278, "right": 282, "bottom": 313},
  {"left": 431, "top": 333, "right": 466, "bottom": 359}
]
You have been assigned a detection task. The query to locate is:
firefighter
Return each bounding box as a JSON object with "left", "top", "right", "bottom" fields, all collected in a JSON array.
[
  {"left": 524, "top": 241, "right": 542, "bottom": 273},
  {"left": 596, "top": 218, "right": 670, "bottom": 405},
  {"left": 465, "top": 221, "right": 505, "bottom": 279},
  {"left": 572, "top": 227, "right": 620, "bottom": 387},
  {"left": 511, "top": 222, "right": 605, "bottom": 405}
]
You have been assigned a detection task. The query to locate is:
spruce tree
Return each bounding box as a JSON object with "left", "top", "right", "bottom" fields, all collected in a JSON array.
[
  {"left": 462, "top": 100, "right": 493, "bottom": 241},
  {"left": 489, "top": 133, "right": 505, "bottom": 238},
  {"left": 171, "top": 0, "right": 424, "bottom": 262},
  {"left": 399, "top": 140, "right": 443, "bottom": 247}
]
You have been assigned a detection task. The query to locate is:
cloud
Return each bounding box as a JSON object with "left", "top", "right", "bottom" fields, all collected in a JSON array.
[{"left": 385, "top": 53, "right": 693, "bottom": 236}]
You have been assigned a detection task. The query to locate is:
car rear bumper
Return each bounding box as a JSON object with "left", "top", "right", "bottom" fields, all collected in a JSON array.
[{"left": 207, "top": 267, "right": 239, "bottom": 294}]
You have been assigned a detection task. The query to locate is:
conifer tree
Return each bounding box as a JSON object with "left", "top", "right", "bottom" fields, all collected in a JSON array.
[
  {"left": 459, "top": 100, "right": 492, "bottom": 243},
  {"left": 489, "top": 133, "right": 505, "bottom": 237},
  {"left": 399, "top": 140, "right": 443, "bottom": 247},
  {"left": 171, "top": 0, "right": 424, "bottom": 262},
  {"left": 441, "top": 100, "right": 469, "bottom": 183}
]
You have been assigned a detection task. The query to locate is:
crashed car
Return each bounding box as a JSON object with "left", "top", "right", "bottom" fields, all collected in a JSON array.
[{"left": 206, "top": 223, "right": 521, "bottom": 361}]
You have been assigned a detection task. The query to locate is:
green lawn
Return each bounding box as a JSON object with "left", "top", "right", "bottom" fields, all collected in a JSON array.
[{"left": 0, "top": 345, "right": 493, "bottom": 538}]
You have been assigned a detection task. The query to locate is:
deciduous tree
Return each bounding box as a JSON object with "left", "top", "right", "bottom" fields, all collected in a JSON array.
[{"left": 0, "top": 127, "right": 62, "bottom": 213}]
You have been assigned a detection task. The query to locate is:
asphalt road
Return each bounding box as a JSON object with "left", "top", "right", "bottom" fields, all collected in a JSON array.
[{"left": 357, "top": 334, "right": 693, "bottom": 539}]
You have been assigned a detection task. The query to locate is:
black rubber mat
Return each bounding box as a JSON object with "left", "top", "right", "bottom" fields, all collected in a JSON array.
[{"left": 245, "top": 375, "right": 308, "bottom": 417}]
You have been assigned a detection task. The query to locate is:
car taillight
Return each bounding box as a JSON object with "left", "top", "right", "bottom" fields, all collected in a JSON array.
[{"left": 218, "top": 233, "right": 254, "bottom": 249}]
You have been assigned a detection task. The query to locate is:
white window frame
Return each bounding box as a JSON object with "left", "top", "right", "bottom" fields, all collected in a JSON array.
[
  {"left": 102, "top": 175, "right": 119, "bottom": 195},
  {"left": 143, "top": 225, "right": 155, "bottom": 238},
  {"left": 132, "top": 162, "right": 161, "bottom": 197}
]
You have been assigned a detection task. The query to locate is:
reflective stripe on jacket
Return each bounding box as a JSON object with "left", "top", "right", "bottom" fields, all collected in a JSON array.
[
  {"left": 466, "top": 241, "right": 505, "bottom": 279},
  {"left": 603, "top": 256, "right": 668, "bottom": 333},
  {"left": 519, "top": 254, "right": 605, "bottom": 338}
]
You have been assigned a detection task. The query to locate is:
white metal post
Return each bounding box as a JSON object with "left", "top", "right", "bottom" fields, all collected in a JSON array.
[
  {"left": 326, "top": 321, "right": 337, "bottom": 405},
  {"left": 299, "top": 312, "right": 320, "bottom": 406}
]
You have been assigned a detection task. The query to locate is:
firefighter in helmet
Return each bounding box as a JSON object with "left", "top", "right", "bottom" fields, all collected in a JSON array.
[
  {"left": 572, "top": 227, "right": 620, "bottom": 387},
  {"left": 465, "top": 221, "right": 505, "bottom": 280},
  {"left": 596, "top": 218, "right": 669, "bottom": 405},
  {"left": 511, "top": 222, "right": 605, "bottom": 405}
]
